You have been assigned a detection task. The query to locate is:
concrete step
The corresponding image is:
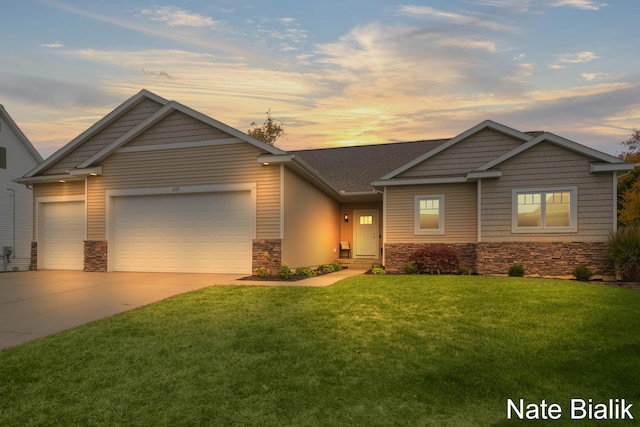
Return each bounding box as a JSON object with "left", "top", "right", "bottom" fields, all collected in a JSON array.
[{"left": 336, "top": 258, "right": 381, "bottom": 270}]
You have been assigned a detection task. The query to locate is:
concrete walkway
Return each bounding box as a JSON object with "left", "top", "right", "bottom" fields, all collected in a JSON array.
[{"left": 0, "top": 268, "right": 365, "bottom": 350}]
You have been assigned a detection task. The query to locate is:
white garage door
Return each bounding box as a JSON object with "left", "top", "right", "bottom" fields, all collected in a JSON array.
[
  {"left": 111, "top": 191, "right": 252, "bottom": 273},
  {"left": 40, "top": 201, "right": 85, "bottom": 270}
]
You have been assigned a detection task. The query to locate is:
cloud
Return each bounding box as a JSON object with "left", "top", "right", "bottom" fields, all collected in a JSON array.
[
  {"left": 555, "top": 51, "right": 599, "bottom": 64},
  {"left": 141, "top": 6, "right": 218, "bottom": 27},
  {"left": 550, "top": 0, "right": 607, "bottom": 11},
  {"left": 582, "top": 72, "right": 608, "bottom": 81},
  {"left": 397, "top": 5, "right": 514, "bottom": 32},
  {"left": 41, "top": 42, "right": 64, "bottom": 48}
]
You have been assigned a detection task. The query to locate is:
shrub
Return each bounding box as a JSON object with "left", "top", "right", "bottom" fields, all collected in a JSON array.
[
  {"left": 316, "top": 265, "right": 329, "bottom": 273},
  {"left": 456, "top": 266, "right": 471, "bottom": 276},
  {"left": 573, "top": 266, "right": 594, "bottom": 282},
  {"left": 508, "top": 264, "right": 525, "bottom": 277},
  {"left": 256, "top": 268, "right": 268, "bottom": 278},
  {"left": 371, "top": 266, "right": 385, "bottom": 275},
  {"left": 403, "top": 263, "right": 419, "bottom": 274},
  {"left": 330, "top": 262, "right": 343, "bottom": 271},
  {"left": 278, "top": 263, "right": 294, "bottom": 280},
  {"left": 606, "top": 227, "right": 640, "bottom": 282},
  {"left": 296, "top": 267, "right": 316, "bottom": 278},
  {"left": 408, "top": 245, "right": 460, "bottom": 274}
]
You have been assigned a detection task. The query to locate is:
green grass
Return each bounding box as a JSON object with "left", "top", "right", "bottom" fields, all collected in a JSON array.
[{"left": 1, "top": 275, "right": 639, "bottom": 426}]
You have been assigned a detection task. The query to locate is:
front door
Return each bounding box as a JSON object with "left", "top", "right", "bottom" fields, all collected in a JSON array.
[{"left": 353, "top": 209, "right": 379, "bottom": 258}]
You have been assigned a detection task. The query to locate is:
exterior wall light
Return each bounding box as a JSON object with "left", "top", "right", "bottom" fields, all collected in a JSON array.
[{"left": 344, "top": 213, "right": 349, "bottom": 222}]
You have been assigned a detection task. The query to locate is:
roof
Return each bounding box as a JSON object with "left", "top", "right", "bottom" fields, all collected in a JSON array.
[
  {"left": 292, "top": 139, "right": 447, "bottom": 193},
  {"left": 0, "top": 105, "right": 43, "bottom": 162}
]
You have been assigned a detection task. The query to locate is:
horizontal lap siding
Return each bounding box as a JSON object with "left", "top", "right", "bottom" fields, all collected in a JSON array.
[
  {"left": 386, "top": 183, "right": 477, "bottom": 243},
  {"left": 86, "top": 143, "right": 280, "bottom": 240},
  {"left": 480, "top": 142, "right": 614, "bottom": 242},
  {"left": 399, "top": 129, "right": 523, "bottom": 178}
]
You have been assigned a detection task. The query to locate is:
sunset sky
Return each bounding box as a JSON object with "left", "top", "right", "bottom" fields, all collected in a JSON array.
[{"left": 2, "top": 0, "right": 638, "bottom": 158}]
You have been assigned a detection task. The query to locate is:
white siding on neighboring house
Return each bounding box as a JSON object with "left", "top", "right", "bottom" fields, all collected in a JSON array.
[
  {"left": 480, "top": 142, "right": 615, "bottom": 242},
  {"left": 0, "top": 109, "right": 41, "bottom": 271}
]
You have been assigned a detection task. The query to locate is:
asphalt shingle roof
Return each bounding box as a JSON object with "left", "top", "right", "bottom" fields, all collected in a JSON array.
[{"left": 291, "top": 139, "right": 448, "bottom": 193}]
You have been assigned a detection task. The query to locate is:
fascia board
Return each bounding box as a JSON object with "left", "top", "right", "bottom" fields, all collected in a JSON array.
[
  {"left": 14, "top": 174, "right": 83, "bottom": 184},
  {"left": 466, "top": 170, "right": 502, "bottom": 179},
  {"left": 373, "top": 176, "right": 468, "bottom": 186},
  {"left": 590, "top": 162, "right": 638, "bottom": 173},
  {"left": 24, "top": 89, "right": 168, "bottom": 177},
  {"left": 377, "top": 120, "right": 532, "bottom": 180}
]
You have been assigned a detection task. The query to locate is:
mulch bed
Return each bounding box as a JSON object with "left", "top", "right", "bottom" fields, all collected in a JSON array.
[{"left": 239, "top": 267, "right": 347, "bottom": 282}]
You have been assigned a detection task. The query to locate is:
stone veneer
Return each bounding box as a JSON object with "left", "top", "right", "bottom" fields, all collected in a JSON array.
[
  {"left": 385, "top": 243, "right": 477, "bottom": 273},
  {"left": 83, "top": 240, "right": 108, "bottom": 272},
  {"left": 30, "top": 241, "right": 37, "bottom": 270},
  {"left": 385, "top": 241, "right": 611, "bottom": 277},
  {"left": 252, "top": 239, "right": 282, "bottom": 274}
]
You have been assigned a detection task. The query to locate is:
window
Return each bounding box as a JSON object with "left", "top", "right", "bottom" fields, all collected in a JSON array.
[
  {"left": 359, "top": 215, "right": 373, "bottom": 225},
  {"left": 512, "top": 187, "right": 577, "bottom": 232},
  {"left": 0, "top": 147, "right": 6, "bottom": 169},
  {"left": 415, "top": 195, "right": 444, "bottom": 234}
]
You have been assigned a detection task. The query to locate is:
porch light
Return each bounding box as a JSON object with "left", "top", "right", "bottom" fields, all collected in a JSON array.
[
  {"left": 344, "top": 214, "right": 349, "bottom": 222},
  {"left": 58, "top": 180, "right": 66, "bottom": 183},
  {"left": 262, "top": 162, "right": 270, "bottom": 166}
]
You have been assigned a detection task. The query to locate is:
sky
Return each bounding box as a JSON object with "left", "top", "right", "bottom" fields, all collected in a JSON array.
[{"left": 1, "top": 0, "right": 639, "bottom": 159}]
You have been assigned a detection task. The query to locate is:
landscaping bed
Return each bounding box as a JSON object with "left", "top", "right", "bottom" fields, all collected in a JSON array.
[{"left": 239, "top": 262, "right": 346, "bottom": 281}]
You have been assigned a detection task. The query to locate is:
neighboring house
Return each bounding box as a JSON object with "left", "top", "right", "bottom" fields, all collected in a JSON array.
[
  {"left": 0, "top": 105, "right": 43, "bottom": 271},
  {"left": 17, "top": 90, "right": 636, "bottom": 276}
]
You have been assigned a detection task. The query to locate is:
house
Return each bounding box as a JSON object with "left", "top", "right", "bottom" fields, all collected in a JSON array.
[
  {"left": 17, "top": 90, "right": 636, "bottom": 276},
  {"left": 1, "top": 105, "right": 43, "bottom": 271}
]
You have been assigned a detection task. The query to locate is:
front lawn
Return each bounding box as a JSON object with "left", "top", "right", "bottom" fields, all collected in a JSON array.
[{"left": 1, "top": 276, "right": 639, "bottom": 426}]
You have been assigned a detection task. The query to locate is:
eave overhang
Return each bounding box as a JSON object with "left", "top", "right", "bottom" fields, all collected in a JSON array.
[{"left": 15, "top": 166, "right": 103, "bottom": 185}]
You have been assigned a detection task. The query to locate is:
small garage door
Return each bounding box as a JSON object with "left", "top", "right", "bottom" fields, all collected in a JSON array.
[
  {"left": 111, "top": 191, "right": 252, "bottom": 273},
  {"left": 40, "top": 201, "right": 85, "bottom": 270}
]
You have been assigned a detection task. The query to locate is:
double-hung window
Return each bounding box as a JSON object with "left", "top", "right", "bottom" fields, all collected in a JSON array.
[
  {"left": 415, "top": 195, "right": 444, "bottom": 234},
  {"left": 512, "top": 187, "right": 577, "bottom": 232}
]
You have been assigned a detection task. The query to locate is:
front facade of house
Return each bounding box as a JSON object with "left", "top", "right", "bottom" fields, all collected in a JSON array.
[
  {"left": 1, "top": 106, "right": 43, "bottom": 271},
  {"left": 18, "top": 90, "right": 636, "bottom": 277}
]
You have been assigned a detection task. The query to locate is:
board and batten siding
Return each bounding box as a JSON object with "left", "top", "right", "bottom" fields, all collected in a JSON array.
[
  {"left": 399, "top": 129, "right": 524, "bottom": 178},
  {"left": 385, "top": 183, "right": 477, "bottom": 243},
  {"left": 282, "top": 167, "right": 340, "bottom": 268},
  {"left": 42, "top": 98, "right": 164, "bottom": 176},
  {"left": 86, "top": 142, "right": 281, "bottom": 241},
  {"left": 480, "top": 142, "right": 615, "bottom": 242}
]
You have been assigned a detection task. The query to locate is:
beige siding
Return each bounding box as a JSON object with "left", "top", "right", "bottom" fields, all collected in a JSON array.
[
  {"left": 480, "top": 142, "right": 614, "bottom": 242},
  {"left": 124, "top": 111, "right": 235, "bottom": 147},
  {"left": 282, "top": 167, "right": 340, "bottom": 268},
  {"left": 385, "top": 183, "right": 477, "bottom": 243},
  {"left": 32, "top": 181, "right": 85, "bottom": 239},
  {"left": 86, "top": 143, "right": 280, "bottom": 240},
  {"left": 399, "top": 129, "right": 523, "bottom": 178},
  {"left": 42, "top": 98, "right": 164, "bottom": 175}
]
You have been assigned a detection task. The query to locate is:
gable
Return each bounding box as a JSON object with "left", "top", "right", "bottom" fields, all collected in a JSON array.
[
  {"left": 41, "top": 97, "right": 164, "bottom": 175},
  {"left": 398, "top": 128, "right": 524, "bottom": 179},
  {"left": 122, "top": 110, "right": 236, "bottom": 149}
]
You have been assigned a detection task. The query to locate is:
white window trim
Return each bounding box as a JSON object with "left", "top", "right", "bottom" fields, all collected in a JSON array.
[
  {"left": 415, "top": 195, "right": 445, "bottom": 235},
  {"left": 511, "top": 186, "right": 578, "bottom": 233}
]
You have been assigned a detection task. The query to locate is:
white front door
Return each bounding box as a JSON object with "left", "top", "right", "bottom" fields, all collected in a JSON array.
[
  {"left": 353, "top": 209, "right": 379, "bottom": 258},
  {"left": 39, "top": 201, "right": 85, "bottom": 270}
]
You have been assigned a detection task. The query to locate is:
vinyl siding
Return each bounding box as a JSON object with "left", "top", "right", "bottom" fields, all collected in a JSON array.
[
  {"left": 399, "top": 129, "right": 523, "bottom": 178},
  {"left": 124, "top": 110, "right": 234, "bottom": 147},
  {"left": 0, "top": 116, "right": 40, "bottom": 270},
  {"left": 42, "top": 98, "right": 164, "bottom": 175},
  {"left": 385, "top": 183, "right": 477, "bottom": 243},
  {"left": 480, "top": 142, "right": 614, "bottom": 242},
  {"left": 86, "top": 143, "right": 281, "bottom": 240},
  {"left": 282, "top": 167, "right": 340, "bottom": 268}
]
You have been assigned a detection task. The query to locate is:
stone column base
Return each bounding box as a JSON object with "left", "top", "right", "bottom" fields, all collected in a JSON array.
[{"left": 84, "top": 240, "right": 108, "bottom": 272}]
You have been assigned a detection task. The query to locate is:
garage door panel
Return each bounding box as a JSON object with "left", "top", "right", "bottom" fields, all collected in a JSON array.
[
  {"left": 40, "top": 201, "right": 85, "bottom": 270},
  {"left": 112, "top": 191, "right": 252, "bottom": 273}
]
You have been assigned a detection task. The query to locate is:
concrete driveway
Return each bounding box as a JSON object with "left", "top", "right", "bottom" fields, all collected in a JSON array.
[
  {"left": 0, "top": 270, "right": 243, "bottom": 350},
  {"left": 0, "top": 268, "right": 365, "bottom": 350}
]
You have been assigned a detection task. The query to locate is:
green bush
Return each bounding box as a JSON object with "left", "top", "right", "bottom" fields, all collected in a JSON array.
[
  {"left": 256, "top": 268, "right": 268, "bottom": 278},
  {"left": 508, "top": 264, "right": 525, "bottom": 277},
  {"left": 278, "top": 263, "right": 294, "bottom": 280},
  {"left": 403, "top": 263, "right": 419, "bottom": 274},
  {"left": 456, "top": 266, "right": 471, "bottom": 276},
  {"left": 330, "top": 262, "right": 343, "bottom": 271},
  {"left": 371, "top": 266, "right": 386, "bottom": 275},
  {"left": 573, "top": 266, "right": 594, "bottom": 282},
  {"left": 296, "top": 267, "right": 316, "bottom": 278},
  {"left": 606, "top": 227, "right": 640, "bottom": 282}
]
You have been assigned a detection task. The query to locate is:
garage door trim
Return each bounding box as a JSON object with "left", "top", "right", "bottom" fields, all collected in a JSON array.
[{"left": 106, "top": 183, "right": 257, "bottom": 273}]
